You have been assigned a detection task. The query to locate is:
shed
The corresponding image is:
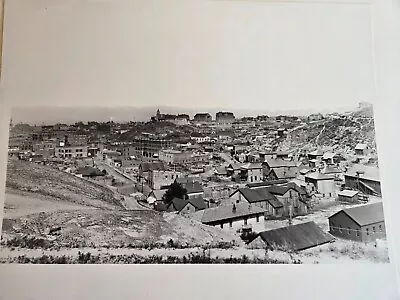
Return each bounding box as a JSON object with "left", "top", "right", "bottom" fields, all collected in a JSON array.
[
  {"left": 247, "top": 221, "right": 334, "bottom": 251},
  {"left": 337, "top": 190, "right": 359, "bottom": 203}
]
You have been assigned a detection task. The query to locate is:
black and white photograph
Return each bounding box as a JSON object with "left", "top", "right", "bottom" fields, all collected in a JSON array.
[{"left": 0, "top": 0, "right": 392, "bottom": 265}]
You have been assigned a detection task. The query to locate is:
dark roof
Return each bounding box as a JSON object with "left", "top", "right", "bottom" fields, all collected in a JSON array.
[
  {"left": 269, "top": 168, "right": 298, "bottom": 179},
  {"left": 181, "top": 181, "right": 204, "bottom": 194},
  {"left": 140, "top": 162, "right": 165, "bottom": 172},
  {"left": 329, "top": 202, "right": 385, "bottom": 226},
  {"left": 253, "top": 221, "right": 334, "bottom": 251},
  {"left": 235, "top": 188, "right": 283, "bottom": 208},
  {"left": 167, "top": 197, "right": 187, "bottom": 212},
  {"left": 246, "top": 179, "right": 288, "bottom": 188},
  {"left": 201, "top": 203, "right": 265, "bottom": 224},
  {"left": 187, "top": 197, "right": 207, "bottom": 210},
  {"left": 76, "top": 166, "right": 104, "bottom": 177},
  {"left": 266, "top": 185, "right": 295, "bottom": 196},
  {"left": 154, "top": 202, "right": 167, "bottom": 212}
]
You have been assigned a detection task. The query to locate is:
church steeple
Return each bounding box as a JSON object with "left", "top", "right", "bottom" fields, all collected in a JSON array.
[{"left": 156, "top": 109, "right": 161, "bottom": 121}]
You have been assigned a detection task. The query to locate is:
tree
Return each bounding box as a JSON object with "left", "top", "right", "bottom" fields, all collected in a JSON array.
[{"left": 163, "top": 182, "right": 187, "bottom": 204}]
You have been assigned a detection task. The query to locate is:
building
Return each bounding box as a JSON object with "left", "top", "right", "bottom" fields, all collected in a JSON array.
[
  {"left": 328, "top": 202, "right": 386, "bottom": 242},
  {"left": 158, "top": 149, "right": 192, "bottom": 165},
  {"left": 148, "top": 169, "right": 182, "bottom": 190},
  {"left": 129, "top": 136, "right": 172, "bottom": 158},
  {"left": 305, "top": 172, "right": 335, "bottom": 197},
  {"left": 229, "top": 182, "right": 308, "bottom": 217},
  {"left": 55, "top": 145, "right": 88, "bottom": 159},
  {"left": 216, "top": 111, "right": 235, "bottom": 128},
  {"left": 193, "top": 113, "right": 212, "bottom": 123},
  {"left": 307, "top": 113, "right": 324, "bottom": 121},
  {"left": 247, "top": 221, "right": 334, "bottom": 251},
  {"left": 355, "top": 143, "right": 369, "bottom": 156},
  {"left": 138, "top": 161, "right": 166, "bottom": 182},
  {"left": 344, "top": 164, "right": 381, "bottom": 196},
  {"left": 240, "top": 163, "right": 263, "bottom": 184},
  {"left": 194, "top": 203, "right": 266, "bottom": 231},
  {"left": 190, "top": 134, "right": 211, "bottom": 144},
  {"left": 179, "top": 181, "right": 204, "bottom": 199},
  {"left": 337, "top": 190, "right": 360, "bottom": 203},
  {"left": 66, "top": 134, "right": 89, "bottom": 146},
  {"left": 322, "top": 152, "right": 337, "bottom": 165},
  {"left": 307, "top": 149, "right": 324, "bottom": 161},
  {"left": 262, "top": 159, "right": 299, "bottom": 181},
  {"left": 166, "top": 197, "right": 207, "bottom": 215}
]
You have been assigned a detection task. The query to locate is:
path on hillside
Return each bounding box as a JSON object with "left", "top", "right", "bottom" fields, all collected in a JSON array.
[
  {"left": 4, "top": 192, "right": 94, "bottom": 219},
  {"left": 95, "top": 160, "right": 136, "bottom": 184}
]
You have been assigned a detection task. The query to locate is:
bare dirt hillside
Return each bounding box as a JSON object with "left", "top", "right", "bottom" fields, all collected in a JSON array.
[
  {"left": 6, "top": 159, "right": 121, "bottom": 209},
  {"left": 1, "top": 209, "right": 242, "bottom": 248}
]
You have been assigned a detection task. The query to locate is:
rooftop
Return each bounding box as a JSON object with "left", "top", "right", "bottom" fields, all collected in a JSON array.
[
  {"left": 329, "top": 202, "right": 385, "bottom": 226},
  {"left": 337, "top": 190, "right": 359, "bottom": 198},
  {"left": 345, "top": 164, "right": 380, "bottom": 182},
  {"left": 201, "top": 203, "right": 265, "bottom": 224},
  {"left": 305, "top": 172, "right": 334, "bottom": 181},
  {"left": 252, "top": 221, "right": 334, "bottom": 251},
  {"left": 264, "top": 158, "right": 297, "bottom": 168},
  {"left": 235, "top": 188, "right": 283, "bottom": 208}
]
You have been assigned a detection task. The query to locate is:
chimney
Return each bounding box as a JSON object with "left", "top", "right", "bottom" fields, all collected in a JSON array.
[{"left": 232, "top": 203, "right": 236, "bottom": 213}]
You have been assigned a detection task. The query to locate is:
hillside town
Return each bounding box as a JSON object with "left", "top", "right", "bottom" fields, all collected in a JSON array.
[{"left": 1, "top": 102, "right": 388, "bottom": 264}]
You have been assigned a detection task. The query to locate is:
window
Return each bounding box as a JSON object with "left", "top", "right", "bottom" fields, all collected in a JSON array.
[
  {"left": 366, "top": 228, "right": 369, "bottom": 235},
  {"left": 255, "top": 176, "right": 258, "bottom": 181},
  {"left": 373, "top": 226, "right": 376, "bottom": 233},
  {"left": 229, "top": 221, "right": 232, "bottom": 228},
  {"left": 379, "top": 225, "right": 383, "bottom": 232},
  {"left": 256, "top": 216, "right": 259, "bottom": 223},
  {"left": 250, "top": 176, "right": 253, "bottom": 182},
  {"left": 187, "top": 206, "right": 190, "bottom": 211},
  {"left": 356, "top": 229, "right": 360, "bottom": 236},
  {"left": 244, "top": 218, "right": 248, "bottom": 225},
  {"left": 236, "top": 200, "right": 240, "bottom": 204},
  {"left": 348, "top": 227, "right": 351, "bottom": 235}
]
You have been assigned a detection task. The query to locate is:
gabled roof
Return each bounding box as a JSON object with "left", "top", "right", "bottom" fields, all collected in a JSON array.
[
  {"left": 201, "top": 203, "right": 266, "bottom": 224},
  {"left": 252, "top": 221, "right": 334, "bottom": 251},
  {"left": 150, "top": 189, "right": 166, "bottom": 200},
  {"left": 263, "top": 158, "right": 297, "bottom": 168},
  {"left": 305, "top": 172, "right": 334, "bottom": 181},
  {"left": 167, "top": 197, "right": 187, "bottom": 212},
  {"left": 187, "top": 197, "right": 207, "bottom": 210},
  {"left": 266, "top": 185, "right": 296, "bottom": 196},
  {"left": 227, "top": 163, "right": 247, "bottom": 170},
  {"left": 235, "top": 188, "right": 283, "bottom": 208},
  {"left": 269, "top": 168, "right": 298, "bottom": 179},
  {"left": 329, "top": 202, "right": 385, "bottom": 227}
]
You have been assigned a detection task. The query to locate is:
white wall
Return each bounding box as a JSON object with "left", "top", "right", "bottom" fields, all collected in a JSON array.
[
  {"left": 317, "top": 179, "right": 336, "bottom": 197},
  {"left": 213, "top": 215, "right": 265, "bottom": 232}
]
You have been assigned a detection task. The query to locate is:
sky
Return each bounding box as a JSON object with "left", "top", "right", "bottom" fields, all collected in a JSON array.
[{"left": 1, "top": 0, "right": 375, "bottom": 123}]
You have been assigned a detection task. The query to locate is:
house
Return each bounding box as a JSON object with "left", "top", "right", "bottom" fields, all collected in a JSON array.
[
  {"left": 305, "top": 172, "right": 335, "bottom": 197},
  {"left": 195, "top": 203, "right": 266, "bottom": 231},
  {"left": 328, "top": 202, "right": 386, "bottom": 242},
  {"left": 322, "top": 152, "right": 337, "bottom": 165},
  {"left": 321, "top": 165, "right": 343, "bottom": 182},
  {"left": 277, "top": 128, "right": 286, "bottom": 137},
  {"left": 166, "top": 197, "right": 207, "bottom": 215},
  {"left": 262, "top": 158, "right": 298, "bottom": 181},
  {"left": 276, "top": 151, "right": 290, "bottom": 160},
  {"left": 337, "top": 190, "right": 359, "bottom": 203},
  {"left": 307, "top": 149, "right": 324, "bottom": 161},
  {"left": 226, "top": 162, "right": 247, "bottom": 177},
  {"left": 267, "top": 168, "right": 298, "bottom": 180},
  {"left": 147, "top": 189, "right": 167, "bottom": 205},
  {"left": 247, "top": 221, "right": 334, "bottom": 251},
  {"left": 240, "top": 163, "right": 263, "bottom": 184},
  {"left": 344, "top": 164, "right": 381, "bottom": 196},
  {"left": 158, "top": 149, "right": 192, "bottom": 165},
  {"left": 265, "top": 184, "right": 309, "bottom": 215},
  {"left": 246, "top": 179, "right": 289, "bottom": 189},
  {"left": 229, "top": 187, "right": 283, "bottom": 217},
  {"left": 355, "top": 143, "right": 369, "bottom": 156}
]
